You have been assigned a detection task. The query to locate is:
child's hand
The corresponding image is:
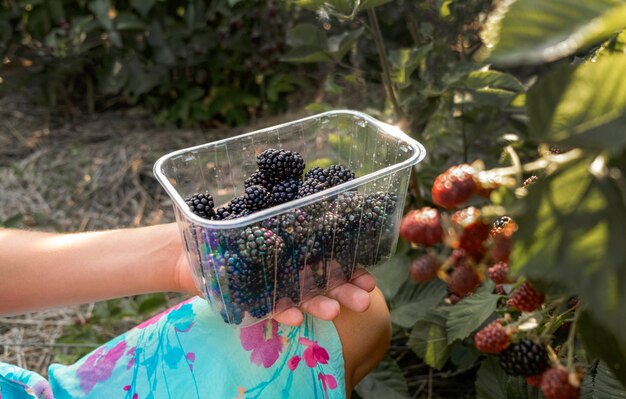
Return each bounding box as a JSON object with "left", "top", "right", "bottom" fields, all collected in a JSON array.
[{"left": 172, "top": 229, "right": 376, "bottom": 326}]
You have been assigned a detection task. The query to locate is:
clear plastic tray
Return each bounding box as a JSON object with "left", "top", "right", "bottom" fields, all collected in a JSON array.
[{"left": 154, "top": 110, "right": 426, "bottom": 326}]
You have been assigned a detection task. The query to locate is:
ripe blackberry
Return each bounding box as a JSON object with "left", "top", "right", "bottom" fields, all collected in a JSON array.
[
  {"left": 360, "top": 192, "right": 398, "bottom": 234},
  {"left": 244, "top": 185, "right": 274, "bottom": 211},
  {"left": 409, "top": 254, "right": 440, "bottom": 283},
  {"left": 214, "top": 196, "right": 248, "bottom": 220},
  {"left": 185, "top": 192, "right": 215, "bottom": 219},
  {"left": 540, "top": 367, "right": 580, "bottom": 399},
  {"left": 236, "top": 226, "right": 285, "bottom": 265},
  {"left": 432, "top": 164, "right": 478, "bottom": 209},
  {"left": 325, "top": 164, "right": 355, "bottom": 186},
  {"left": 244, "top": 170, "right": 274, "bottom": 191},
  {"left": 508, "top": 282, "right": 544, "bottom": 312},
  {"left": 298, "top": 180, "right": 324, "bottom": 198},
  {"left": 448, "top": 264, "right": 481, "bottom": 297},
  {"left": 272, "top": 178, "right": 301, "bottom": 204},
  {"left": 499, "top": 339, "right": 548, "bottom": 377},
  {"left": 452, "top": 207, "right": 490, "bottom": 260},
  {"left": 474, "top": 320, "right": 511, "bottom": 353},
  {"left": 400, "top": 207, "right": 443, "bottom": 246},
  {"left": 488, "top": 262, "right": 512, "bottom": 284},
  {"left": 304, "top": 166, "right": 330, "bottom": 185},
  {"left": 257, "top": 148, "right": 305, "bottom": 181}
]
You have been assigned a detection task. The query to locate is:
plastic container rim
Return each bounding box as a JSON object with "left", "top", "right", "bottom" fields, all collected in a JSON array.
[{"left": 153, "top": 109, "right": 426, "bottom": 229}]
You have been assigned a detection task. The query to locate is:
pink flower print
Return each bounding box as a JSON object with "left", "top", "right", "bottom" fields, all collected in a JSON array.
[
  {"left": 187, "top": 352, "right": 196, "bottom": 371},
  {"left": 299, "top": 337, "right": 329, "bottom": 367},
  {"left": 318, "top": 373, "right": 338, "bottom": 392},
  {"left": 77, "top": 340, "right": 127, "bottom": 394},
  {"left": 287, "top": 355, "right": 301, "bottom": 371},
  {"left": 239, "top": 319, "right": 284, "bottom": 368}
]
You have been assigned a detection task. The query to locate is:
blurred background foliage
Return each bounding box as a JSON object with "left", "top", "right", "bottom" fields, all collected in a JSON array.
[{"left": 2, "top": 0, "right": 626, "bottom": 397}]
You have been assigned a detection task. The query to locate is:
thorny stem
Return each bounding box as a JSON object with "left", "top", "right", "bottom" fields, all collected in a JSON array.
[{"left": 367, "top": 7, "right": 407, "bottom": 122}]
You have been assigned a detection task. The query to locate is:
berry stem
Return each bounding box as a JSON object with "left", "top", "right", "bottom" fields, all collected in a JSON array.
[
  {"left": 565, "top": 307, "right": 580, "bottom": 372},
  {"left": 504, "top": 145, "right": 523, "bottom": 187},
  {"left": 490, "top": 149, "right": 584, "bottom": 179}
]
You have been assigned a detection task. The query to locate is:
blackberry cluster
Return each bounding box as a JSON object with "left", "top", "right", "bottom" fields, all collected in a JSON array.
[
  {"left": 185, "top": 192, "right": 215, "bottom": 219},
  {"left": 499, "top": 339, "right": 549, "bottom": 377},
  {"left": 188, "top": 148, "right": 397, "bottom": 324}
]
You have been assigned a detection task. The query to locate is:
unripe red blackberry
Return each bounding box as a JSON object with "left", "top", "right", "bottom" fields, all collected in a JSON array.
[
  {"left": 432, "top": 164, "right": 478, "bottom": 209},
  {"left": 540, "top": 367, "right": 580, "bottom": 399},
  {"left": 524, "top": 175, "right": 539, "bottom": 186},
  {"left": 399, "top": 207, "right": 443, "bottom": 246},
  {"left": 452, "top": 207, "right": 490, "bottom": 260},
  {"left": 490, "top": 217, "right": 516, "bottom": 263},
  {"left": 448, "top": 264, "right": 481, "bottom": 297},
  {"left": 409, "top": 254, "right": 440, "bottom": 283},
  {"left": 488, "top": 262, "right": 512, "bottom": 284},
  {"left": 474, "top": 320, "right": 511, "bottom": 353},
  {"left": 508, "top": 282, "right": 544, "bottom": 312},
  {"left": 499, "top": 339, "right": 548, "bottom": 377}
]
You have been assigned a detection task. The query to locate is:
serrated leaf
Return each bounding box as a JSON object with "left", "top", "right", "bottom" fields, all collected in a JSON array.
[
  {"left": 355, "top": 355, "right": 410, "bottom": 399},
  {"left": 579, "top": 311, "right": 626, "bottom": 388},
  {"left": 506, "top": 377, "right": 541, "bottom": 399},
  {"left": 390, "top": 278, "right": 447, "bottom": 328},
  {"left": 511, "top": 159, "right": 626, "bottom": 360},
  {"left": 408, "top": 311, "right": 450, "bottom": 370},
  {"left": 480, "top": 0, "right": 626, "bottom": 65},
  {"left": 582, "top": 361, "right": 626, "bottom": 398},
  {"left": 527, "top": 55, "right": 626, "bottom": 151},
  {"left": 371, "top": 253, "right": 410, "bottom": 300},
  {"left": 446, "top": 280, "right": 499, "bottom": 343}
]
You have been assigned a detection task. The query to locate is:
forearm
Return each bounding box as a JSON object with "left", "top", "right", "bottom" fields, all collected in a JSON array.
[{"left": 0, "top": 223, "right": 183, "bottom": 315}]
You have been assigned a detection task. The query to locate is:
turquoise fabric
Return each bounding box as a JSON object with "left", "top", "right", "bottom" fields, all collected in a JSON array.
[{"left": 0, "top": 297, "right": 345, "bottom": 399}]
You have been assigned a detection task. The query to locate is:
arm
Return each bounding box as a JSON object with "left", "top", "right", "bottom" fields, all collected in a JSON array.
[
  {"left": 0, "top": 223, "right": 187, "bottom": 315},
  {"left": 0, "top": 223, "right": 376, "bottom": 326}
]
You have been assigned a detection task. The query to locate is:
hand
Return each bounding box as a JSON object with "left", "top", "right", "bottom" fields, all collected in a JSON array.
[{"left": 171, "top": 237, "right": 376, "bottom": 326}]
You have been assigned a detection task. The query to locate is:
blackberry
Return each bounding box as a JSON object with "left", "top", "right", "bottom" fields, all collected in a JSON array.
[
  {"left": 488, "top": 261, "right": 512, "bottom": 284},
  {"left": 325, "top": 164, "right": 355, "bottom": 186},
  {"left": 474, "top": 320, "right": 511, "bottom": 353},
  {"left": 399, "top": 207, "right": 443, "bottom": 246},
  {"left": 214, "top": 196, "right": 248, "bottom": 220},
  {"left": 244, "top": 170, "right": 274, "bottom": 191},
  {"left": 185, "top": 192, "right": 215, "bottom": 219},
  {"left": 304, "top": 166, "right": 330, "bottom": 185},
  {"left": 236, "top": 226, "right": 285, "bottom": 265},
  {"left": 329, "top": 191, "right": 365, "bottom": 227},
  {"left": 299, "top": 179, "right": 325, "bottom": 198},
  {"left": 499, "top": 339, "right": 549, "bottom": 377},
  {"left": 432, "top": 164, "right": 478, "bottom": 209},
  {"left": 272, "top": 178, "right": 301, "bottom": 204},
  {"left": 244, "top": 185, "right": 274, "bottom": 211},
  {"left": 540, "top": 367, "right": 580, "bottom": 399},
  {"left": 448, "top": 264, "right": 481, "bottom": 297},
  {"left": 493, "top": 216, "right": 513, "bottom": 229},
  {"left": 360, "top": 192, "right": 397, "bottom": 235},
  {"left": 508, "top": 282, "right": 544, "bottom": 312},
  {"left": 257, "top": 148, "right": 305, "bottom": 181},
  {"left": 409, "top": 254, "right": 440, "bottom": 283}
]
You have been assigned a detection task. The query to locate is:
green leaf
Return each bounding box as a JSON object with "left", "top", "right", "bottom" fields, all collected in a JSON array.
[
  {"left": 476, "top": 357, "right": 509, "bottom": 399},
  {"left": 389, "top": 45, "right": 432, "bottom": 87},
  {"left": 130, "top": 0, "right": 155, "bottom": 17},
  {"left": 461, "top": 70, "right": 525, "bottom": 93},
  {"left": 408, "top": 311, "right": 450, "bottom": 370},
  {"left": 283, "top": 24, "right": 363, "bottom": 63},
  {"left": 582, "top": 361, "right": 626, "bottom": 398},
  {"left": 371, "top": 253, "right": 410, "bottom": 300},
  {"left": 476, "top": 357, "right": 541, "bottom": 399},
  {"left": 390, "top": 278, "right": 447, "bottom": 328},
  {"left": 511, "top": 159, "right": 626, "bottom": 356},
  {"left": 527, "top": 55, "right": 626, "bottom": 151},
  {"left": 579, "top": 311, "right": 626, "bottom": 388},
  {"left": 480, "top": 0, "right": 626, "bottom": 65},
  {"left": 450, "top": 344, "right": 481, "bottom": 371},
  {"left": 355, "top": 355, "right": 410, "bottom": 399},
  {"left": 446, "top": 280, "right": 499, "bottom": 343}
]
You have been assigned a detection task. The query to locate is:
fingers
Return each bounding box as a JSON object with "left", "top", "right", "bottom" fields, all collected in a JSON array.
[
  {"left": 350, "top": 270, "right": 376, "bottom": 292},
  {"left": 299, "top": 295, "right": 341, "bottom": 321},
  {"left": 327, "top": 283, "right": 371, "bottom": 313},
  {"left": 273, "top": 306, "right": 304, "bottom": 326}
]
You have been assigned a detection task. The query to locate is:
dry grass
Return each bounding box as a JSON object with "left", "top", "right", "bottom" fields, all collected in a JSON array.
[{"left": 0, "top": 92, "right": 306, "bottom": 376}]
